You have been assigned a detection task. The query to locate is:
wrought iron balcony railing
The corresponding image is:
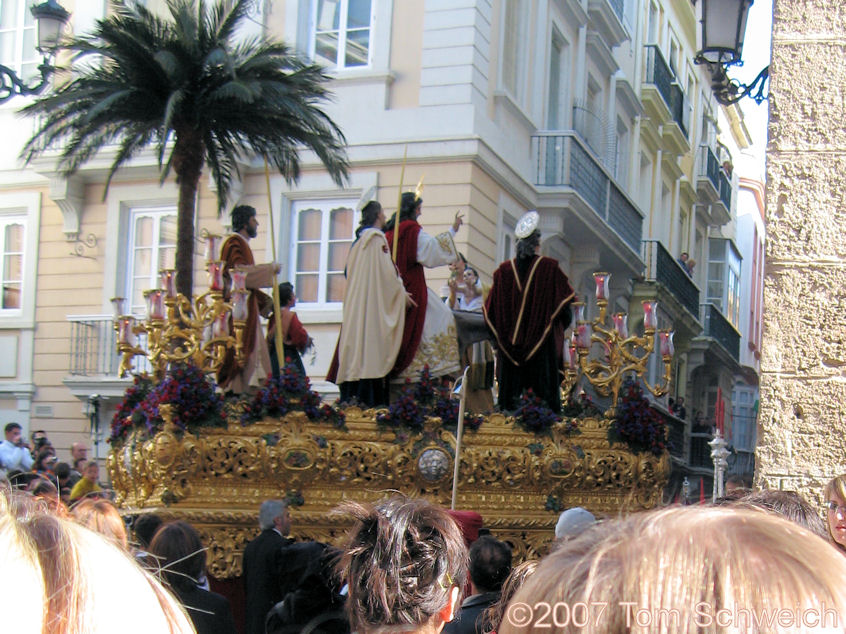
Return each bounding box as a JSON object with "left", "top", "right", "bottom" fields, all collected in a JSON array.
[
  {"left": 698, "top": 145, "right": 722, "bottom": 193},
  {"left": 668, "top": 82, "right": 689, "bottom": 137},
  {"left": 689, "top": 432, "right": 714, "bottom": 469},
  {"left": 641, "top": 239, "right": 700, "bottom": 319},
  {"left": 700, "top": 302, "right": 740, "bottom": 361},
  {"left": 718, "top": 169, "right": 732, "bottom": 210},
  {"left": 644, "top": 45, "right": 674, "bottom": 113},
  {"left": 68, "top": 314, "right": 151, "bottom": 377},
  {"left": 532, "top": 132, "right": 643, "bottom": 253}
]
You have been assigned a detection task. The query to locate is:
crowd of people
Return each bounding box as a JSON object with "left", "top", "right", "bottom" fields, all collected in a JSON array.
[
  {"left": 0, "top": 423, "right": 109, "bottom": 507},
  {"left": 5, "top": 479, "right": 846, "bottom": 634}
]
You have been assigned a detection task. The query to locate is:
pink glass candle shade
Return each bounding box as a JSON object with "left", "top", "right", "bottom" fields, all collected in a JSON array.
[
  {"left": 231, "top": 290, "right": 248, "bottom": 322},
  {"left": 160, "top": 269, "right": 177, "bottom": 298},
  {"left": 110, "top": 297, "right": 126, "bottom": 319},
  {"left": 575, "top": 323, "right": 591, "bottom": 350},
  {"left": 572, "top": 302, "right": 586, "bottom": 324},
  {"left": 212, "top": 310, "right": 230, "bottom": 338},
  {"left": 117, "top": 316, "right": 135, "bottom": 346},
  {"left": 205, "top": 234, "right": 221, "bottom": 264},
  {"left": 612, "top": 313, "right": 628, "bottom": 339},
  {"left": 230, "top": 269, "right": 247, "bottom": 292},
  {"left": 593, "top": 272, "right": 610, "bottom": 301},
  {"left": 208, "top": 261, "right": 224, "bottom": 292},
  {"left": 563, "top": 338, "right": 577, "bottom": 370},
  {"left": 659, "top": 331, "right": 675, "bottom": 357},
  {"left": 144, "top": 289, "right": 165, "bottom": 320},
  {"left": 642, "top": 300, "right": 658, "bottom": 329}
]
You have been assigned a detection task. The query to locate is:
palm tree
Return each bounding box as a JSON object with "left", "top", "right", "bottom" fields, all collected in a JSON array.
[{"left": 22, "top": 0, "right": 348, "bottom": 298}]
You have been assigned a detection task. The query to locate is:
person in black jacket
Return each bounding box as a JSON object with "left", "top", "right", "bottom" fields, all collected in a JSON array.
[
  {"left": 243, "top": 499, "right": 293, "bottom": 634},
  {"left": 444, "top": 535, "right": 512, "bottom": 634},
  {"left": 265, "top": 541, "right": 348, "bottom": 633},
  {"left": 149, "top": 520, "right": 237, "bottom": 634}
]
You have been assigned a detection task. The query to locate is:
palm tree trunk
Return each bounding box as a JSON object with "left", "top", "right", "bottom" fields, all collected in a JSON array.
[{"left": 173, "top": 132, "right": 204, "bottom": 299}]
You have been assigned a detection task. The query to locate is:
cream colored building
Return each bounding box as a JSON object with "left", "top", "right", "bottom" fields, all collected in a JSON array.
[{"left": 0, "top": 0, "right": 755, "bottom": 480}]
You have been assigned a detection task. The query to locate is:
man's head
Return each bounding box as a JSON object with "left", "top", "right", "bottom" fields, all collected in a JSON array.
[
  {"left": 259, "top": 499, "right": 290, "bottom": 534},
  {"left": 133, "top": 513, "right": 164, "bottom": 550},
  {"left": 679, "top": 252, "right": 689, "bottom": 261},
  {"left": 71, "top": 442, "right": 88, "bottom": 462},
  {"left": 468, "top": 535, "right": 512, "bottom": 594},
  {"left": 231, "top": 205, "right": 258, "bottom": 238},
  {"left": 277, "top": 282, "right": 296, "bottom": 308},
  {"left": 4, "top": 422, "right": 22, "bottom": 444},
  {"left": 83, "top": 461, "right": 99, "bottom": 483},
  {"left": 73, "top": 457, "right": 86, "bottom": 473}
]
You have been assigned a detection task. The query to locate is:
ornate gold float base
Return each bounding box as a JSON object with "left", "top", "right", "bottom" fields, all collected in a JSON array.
[{"left": 108, "top": 409, "right": 669, "bottom": 578}]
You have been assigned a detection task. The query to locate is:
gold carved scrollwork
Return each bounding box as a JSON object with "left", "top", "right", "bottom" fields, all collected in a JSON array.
[{"left": 109, "top": 411, "right": 669, "bottom": 578}]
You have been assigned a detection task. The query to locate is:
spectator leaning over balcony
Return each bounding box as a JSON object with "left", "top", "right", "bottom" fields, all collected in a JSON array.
[{"left": 0, "top": 422, "right": 33, "bottom": 479}]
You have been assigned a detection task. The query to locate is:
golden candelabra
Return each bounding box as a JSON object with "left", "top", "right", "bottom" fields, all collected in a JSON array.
[
  {"left": 113, "top": 233, "right": 248, "bottom": 381},
  {"left": 562, "top": 272, "right": 674, "bottom": 415}
]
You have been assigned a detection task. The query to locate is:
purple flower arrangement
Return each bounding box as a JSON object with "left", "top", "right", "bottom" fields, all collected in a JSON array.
[
  {"left": 376, "top": 366, "right": 484, "bottom": 433},
  {"left": 512, "top": 389, "right": 566, "bottom": 435},
  {"left": 108, "top": 375, "right": 153, "bottom": 443},
  {"left": 610, "top": 377, "right": 668, "bottom": 456},
  {"left": 240, "top": 362, "right": 346, "bottom": 429},
  {"left": 108, "top": 364, "right": 224, "bottom": 444}
]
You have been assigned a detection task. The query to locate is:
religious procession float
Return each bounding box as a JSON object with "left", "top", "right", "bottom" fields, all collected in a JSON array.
[{"left": 107, "top": 242, "right": 675, "bottom": 579}]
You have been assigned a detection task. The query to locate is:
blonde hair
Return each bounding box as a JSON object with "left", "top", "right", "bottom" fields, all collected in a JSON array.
[
  {"left": 824, "top": 474, "right": 846, "bottom": 553},
  {"left": 500, "top": 506, "right": 846, "bottom": 633},
  {"left": 70, "top": 498, "right": 129, "bottom": 550},
  {"left": 0, "top": 489, "right": 193, "bottom": 634}
]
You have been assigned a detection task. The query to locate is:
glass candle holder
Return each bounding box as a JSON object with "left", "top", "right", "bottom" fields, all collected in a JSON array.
[
  {"left": 160, "top": 269, "right": 177, "bottom": 298},
  {"left": 659, "top": 330, "right": 675, "bottom": 357},
  {"left": 208, "top": 261, "right": 224, "bottom": 292},
  {"left": 231, "top": 269, "right": 247, "bottom": 292},
  {"left": 117, "top": 316, "right": 135, "bottom": 346},
  {"left": 212, "top": 310, "right": 230, "bottom": 338},
  {"left": 231, "top": 289, "right": 248, "bottom": 322},
  {"left": 593, "top": 272, "right": 610, "bottom": 300},
  {"left": 205, "top": 233, "right": 221, "bottom": 264},
  {"left": 110, "top": 297, "right": 126, "bottom": 319},
  {"left": 144, "top": 289, "right": 165, "bottom": 320},
  {"left": 642, "top": 300, "right": 658, "bottom": 329},
  {"left": 611, "top": 312, "right": 628, "bottom": 339}
]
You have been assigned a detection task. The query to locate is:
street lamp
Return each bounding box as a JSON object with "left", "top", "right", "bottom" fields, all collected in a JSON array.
[
  {"left": 694, "top": 0, "right": 769, "bottom": 106},
  {"left": 0, "top": 0, "right": 71, "bottom": 104}
]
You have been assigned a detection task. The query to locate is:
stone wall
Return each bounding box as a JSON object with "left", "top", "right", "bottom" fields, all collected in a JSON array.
[{"left": 759, "top": 1, "right": 846, "bottom": 497}]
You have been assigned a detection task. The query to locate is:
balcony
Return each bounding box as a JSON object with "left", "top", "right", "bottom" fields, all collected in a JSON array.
[
  {"left": 533, "top": 132, "right": 643, "bottom": 253},
  {"left": 700, "top": 302, "right": 740, "bottom": 362},
  {"left": 642, "top": 45, "right": 674, "bottom": 124},
  {"left": 696, "top": 146, "right": 731, "bottom": 225},
  {"left": 641, "top": 240, "right": 700, "bottom": 320},
  {"left": 663, "top": 82, "right": 691, "bottom": 154},
  {"left": 689, "top": 432, "right": 714, "bottom": 470},
  {"left": 67, "top": 314, "right": 152, "bottom": 377},
  {"left": 588, "top": 0, "right": 628, "bottom": 48}
]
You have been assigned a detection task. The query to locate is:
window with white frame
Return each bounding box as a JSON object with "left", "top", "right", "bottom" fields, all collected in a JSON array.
[
  {"left": 646, "top": 1, "right": 659, "bottom": 44},
  {"left": 0, "top": 0, "right": 38, "bottom": 81},
  {"left": 289, "top": 199, "right": 356, "bottom": 306},
  {"left": 126, "top": 207, "right": 177, "bottom": 314},
  {"left": 0, "top": 216, "right": 24, "bottom": 311},
  {"left": 311, "top": 0, "right": 373, "bottom": 69},
  {"left": 501, "top": 0, "right": 526, "bottom": 101},
  {"left": 707, "top": 238, "right": 741, "bottom": 327}
]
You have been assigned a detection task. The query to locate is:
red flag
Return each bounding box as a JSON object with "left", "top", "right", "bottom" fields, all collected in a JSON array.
[{"left": 699, "top": 477, "right": 706, "bottom": 504}]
